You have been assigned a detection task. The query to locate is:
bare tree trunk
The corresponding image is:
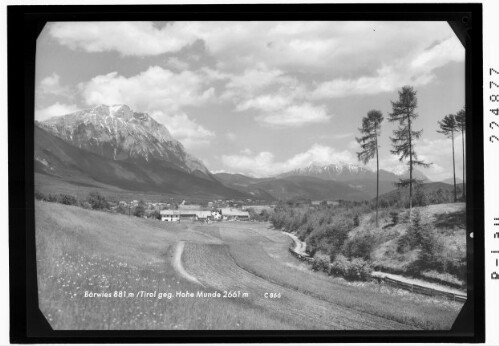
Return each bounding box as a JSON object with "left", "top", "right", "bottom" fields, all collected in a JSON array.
[
  {"left": 375, "top": 128, "right": 379, "bottom": 228},
  {"left": 452, "top": 129, "right": 457, "bottom": 202},
  {"left": 461, "top": 126, "right": 465, "bottom": 199},
  {"left": 408, "top": 114, "right": 413, "bottom": 224}
]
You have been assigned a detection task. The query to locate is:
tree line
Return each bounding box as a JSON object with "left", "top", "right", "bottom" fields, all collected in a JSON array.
[{"left": 356, "top": 85, "right": 466, "bottom": 226}]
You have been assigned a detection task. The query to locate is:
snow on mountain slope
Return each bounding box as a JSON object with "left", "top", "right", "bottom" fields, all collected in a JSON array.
[{"left": 38, "top": 104, "right": 210, "bottom": 176}]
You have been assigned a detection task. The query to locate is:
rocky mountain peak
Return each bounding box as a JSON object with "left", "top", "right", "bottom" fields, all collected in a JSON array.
[{"left": 38, "top": 104, "right": 209, "bottom": 176}]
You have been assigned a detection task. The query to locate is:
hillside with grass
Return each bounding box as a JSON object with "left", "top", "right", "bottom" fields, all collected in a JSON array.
[
  {"left": 35, "top": 201, "right": 462, "bottom": 330},
  {"left": 271, "top": 202, "right": 466, "bottom": 290}
]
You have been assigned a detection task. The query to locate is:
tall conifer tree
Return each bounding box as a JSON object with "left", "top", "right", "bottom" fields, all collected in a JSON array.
[
  {"left": 388, "top": 86, "right": 430, "bottom": 221},
  {"left": 455, "top": 107, "right": 466, "bottom": 199},
  {"left": 356, "top": 110, "right": 384, "bottom": 227},
  {"left": 437, "top": 114, "right": 458, "bottom": 202}
]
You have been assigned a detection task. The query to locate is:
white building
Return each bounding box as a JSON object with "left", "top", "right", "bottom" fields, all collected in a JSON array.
[
  {"left": 219, "top": 208, "right": 250, "bottom": 221},
  {"left": 160, "top": 210, "right": 180, "bottom": 222}
]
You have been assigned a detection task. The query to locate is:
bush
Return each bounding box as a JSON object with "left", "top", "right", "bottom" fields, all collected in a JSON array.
[
  {"left": 390, "top": 211, "right": 399, "bottom": 225},
  {"left": 86, "top": 192, "right": 109, "bottom": 210},
  {"left": 35, "top": 191, "right": 46, "bottom": 201},
  {"left": 353, "top": 214, "right": 360, "bottom": 227},
  {"left": 311, "top": 257, "right": 329, "bottom": 272},
  {"left": 343, "top": 232, "right": 375, "bottom": 261},
  {"left": 57, "top": 194, "right": 78, "bottom": 206},
  {"left": 47, "top": 193, "right": 58, "bottom": 202},
  {"left": 329, "top": 255, "right": 372, "bottom": 281},
  {"left": 149, "top": 209, "right": 161, "bottom": 220}
]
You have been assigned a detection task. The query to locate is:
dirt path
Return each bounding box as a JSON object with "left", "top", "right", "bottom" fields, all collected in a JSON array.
[
  {"left": 172, "top": 241, "right": 205, "bottom": 287},
  {"left": 371, "top": 271, "right": 466, "bottom": 296},
  {"left": 282, "top": 232, "right": 307, "bottom": 255}
]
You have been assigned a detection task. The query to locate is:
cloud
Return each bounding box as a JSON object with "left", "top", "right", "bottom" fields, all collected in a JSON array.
[
  {"left": 415, "top": 136, "right": 464, "bottom": 181},
  {"left": 49, "top": 21, "right": 459, "bottom": 77},
  {"left": 377, "top": 135, "right": 464, "bottom": 182},
  {"left": 151, "top": 111, "right": 215, "bottom": 149},
  {"left": 332, "top": 132, "right": 354, "bottom": 140},
  {"left": 255, "top": 103, "right": 331, "bottom": 127},
  {"left": 236, "top": 94, "right": 293, "bottom": 113},
  {"left": 37, "top": 73, "right": 72, "bottom": 98},
  {"left": 164, "top": 56, "right": 190, "bottom": 71},
  {"left": 76, "top": 66, "right": 217, "bottom": 148},
  {"left": 221, "top": 143, "right": 356, "bottom": 177},
  {"left": 310, "top": 35, "right": 463, "bottom": 99},
  {"left": 225, "top": 132, "right": 237, "bottom": 141},
  {"left": 35, "top": 102, "right": 79, "bottom": 121},
  {"left": 49, "top": 22, "right": 198, "bottom": 56},
  {"left": 79, "top": 66, "right": 215, "bottom": 113}
]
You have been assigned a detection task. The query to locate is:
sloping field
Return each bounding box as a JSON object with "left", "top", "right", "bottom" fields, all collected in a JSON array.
[{"left": 35, "top": 201, "right": 462, "bottom": 330}]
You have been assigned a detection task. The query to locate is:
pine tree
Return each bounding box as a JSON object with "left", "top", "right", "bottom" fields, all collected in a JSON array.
[
  {"left": 437, "top": 114, "right": 458, "bottom": 202},
  {"left": 356, "top": 110, "right": 384, "bottom": 227},
  {"left": 388, "top": 86, "right": 430, "bottom": 222},
  {"left": 455, "top": 107, "right": 466, "bottom": 199}
]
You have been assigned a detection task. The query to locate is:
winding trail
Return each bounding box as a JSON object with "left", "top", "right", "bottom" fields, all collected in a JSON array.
[
  {"left": 172, "top": 241, "right": 205, "bottom": 287},
  {"left": 282, "top": 232, "right": 307, "bottom": 255}
]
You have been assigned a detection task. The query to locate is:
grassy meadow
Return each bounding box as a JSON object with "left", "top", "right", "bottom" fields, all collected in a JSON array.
[
  {"left": 36, "top": 201, "right": 462, "bottom": 330},
  {"left": 35, "top": 201, "right": 293, "bottom": 329}
]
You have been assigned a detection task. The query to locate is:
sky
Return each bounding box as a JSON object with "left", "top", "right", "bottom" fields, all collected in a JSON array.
[{"left": 35, "top": 21, "right": 465, "bottom": 181}]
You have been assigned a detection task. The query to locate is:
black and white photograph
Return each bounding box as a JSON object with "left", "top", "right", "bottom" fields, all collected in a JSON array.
[{"left": 32, "top": 19, "right": 470, "bottom": 331}]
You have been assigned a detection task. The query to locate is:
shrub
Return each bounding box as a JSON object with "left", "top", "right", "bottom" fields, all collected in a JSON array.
[
  {"left": 149, "top": 209, "right": 161, "bottom": 220},
  {"left": 346, "top": 258, "right": 372, "bottom": 281},
  {"left": 57, "top": 194, "right": 78, "bottom": 206},
  {"left": 329, "top": 254, "right": 350, "bottom": 276},
  {"left": 390, "top": 211, "right": 399, "bottom": 225},
  {"left": 311, "top": 257, "right": 329, "bottom": 272},
  {"left": 35, "top": 191, "right": 46, "bottom": 201},
  {"left": 86, "top": 192, "right": 109, "bottom": 210},
  {"left": 47, "top": 194, "right": 58, "bottom": 202},
  {"left": 329, "top": 255, "right": 372, "bottom": 281},
  {"left": 353, "top": 214, "right": 360, "bottom": 227},
  {"left": 343, "top": 232, "right": 375, "bottom": 260}
]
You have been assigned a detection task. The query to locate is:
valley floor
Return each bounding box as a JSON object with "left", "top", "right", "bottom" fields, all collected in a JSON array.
[{"left": 35, "top": 201, "right": 463, "bottom": 330}]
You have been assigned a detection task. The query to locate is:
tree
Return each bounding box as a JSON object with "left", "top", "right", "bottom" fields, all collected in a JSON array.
[
  {"left": 455, "top": 107, "right": 466, "bottom": 199},
  {"left": 437, "top": 114, "right": 458, "bottom": 202},
  {"left": 133, "top": 200, "right": 146, "bottom": 218},
  {"left": 356, "top": 110, "right": 384, "bottom": 227},
  {"left": 87, "top": 192, "right": 109, "bottom": 210},
  {"left": 388, "top": 86, "right": 430, "bottom": 222}
]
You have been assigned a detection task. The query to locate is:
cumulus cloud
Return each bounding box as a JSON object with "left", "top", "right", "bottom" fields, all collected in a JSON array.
[
  {"left": 310, "top": 35, "right": 463, "bottom": 99},
  {"left": 151, "top": 111, "right": 215, "bottom": 149},
  {"left": 221, "top": 143, "right": 356, "bottom": 177},
  {"left": 76, "top": 66, "right": 217, "bottom": 148},
  {"left": 377, "top": 136, "right": 464, "bottom": 182},
  {"left": 415, "top": 136, "right": 464, "bottom": 181},
  {"left": 49, "top": 21, "right": 459, "bottom": 76},
  {"left": 255, "top": 103, "right": 331, "bottom": 127},
  {"left": 79, "top": 66, "right": 215, "bottom": 113},
  {"left": 37, "top": 73, "right": 72, "bottom": 98},
  {"left": 35, "top": 102, "right": 80, "bottom": 121},
  {"left": 49, "top": 22, "right": 198, "bottom": 56}
]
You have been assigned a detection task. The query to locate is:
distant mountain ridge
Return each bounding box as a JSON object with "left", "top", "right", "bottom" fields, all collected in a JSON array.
[
  {"left": 213, "top": 173, "right": 371, "bottom": 201},
  {"left": 38, "top": 104, "right": 209, "bottom": 177},
  {"left": 35, "top": 124, "right": 248, "bottom": 199},
  {"left": 35, "top": 104, "right": 436, "bottom": 202}
]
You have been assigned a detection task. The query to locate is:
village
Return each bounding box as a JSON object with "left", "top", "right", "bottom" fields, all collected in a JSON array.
[
  {"left": 109, "top": 198, "right": 341, "bottom": 222},
  {"left": 111, "top": 198, "right": 278, "bottom": 222}
]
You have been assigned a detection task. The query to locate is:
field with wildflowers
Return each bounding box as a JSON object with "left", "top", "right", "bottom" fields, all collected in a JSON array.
[{"left": 35, "top": 201, "right": 462, "bottom": 330}]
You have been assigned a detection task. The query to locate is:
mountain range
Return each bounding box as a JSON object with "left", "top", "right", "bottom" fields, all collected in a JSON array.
[{"left": 35, "top": 104, "right": 444, "bottom": 202}]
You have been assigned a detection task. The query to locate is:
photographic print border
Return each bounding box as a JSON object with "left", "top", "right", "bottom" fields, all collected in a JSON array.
[{"left": 8, "top": 3, "right": 484, "bottom": 343}]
